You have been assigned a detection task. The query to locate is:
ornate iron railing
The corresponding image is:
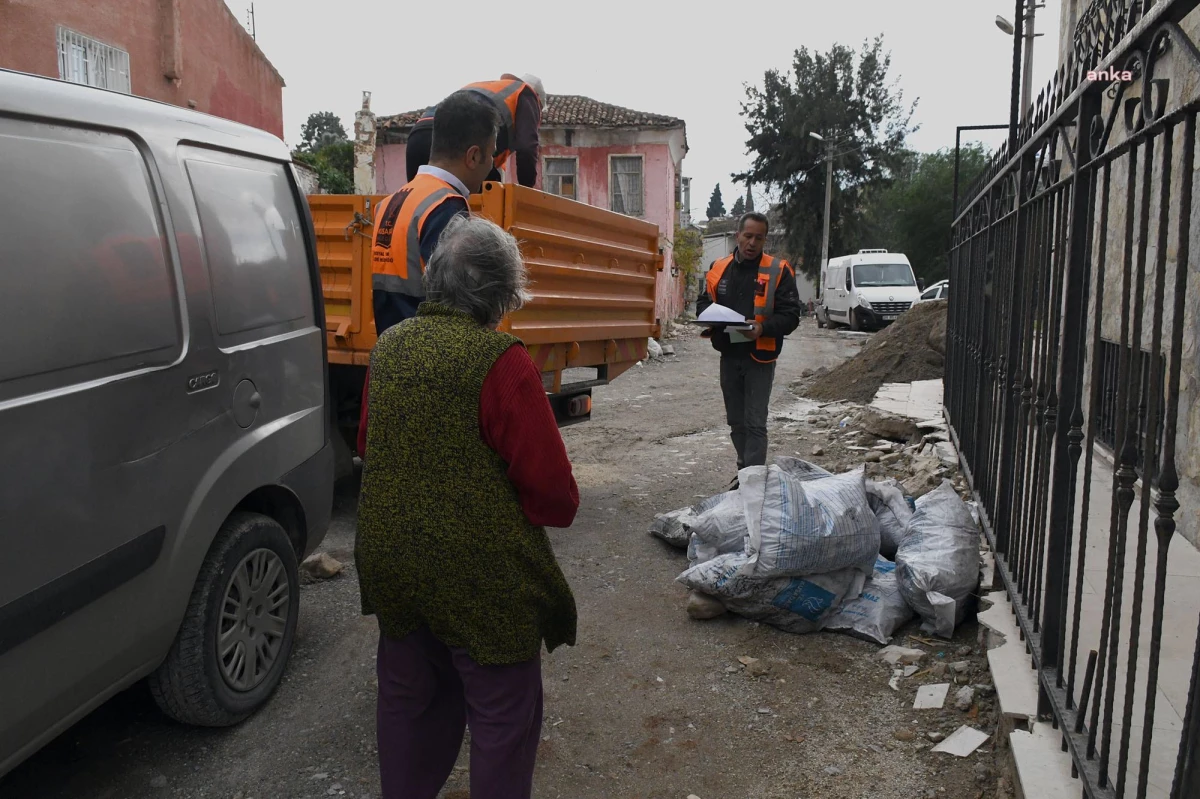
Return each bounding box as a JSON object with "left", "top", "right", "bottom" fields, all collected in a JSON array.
[{"left": 947, "top": 1, "right": 1200, "bottom": 797}]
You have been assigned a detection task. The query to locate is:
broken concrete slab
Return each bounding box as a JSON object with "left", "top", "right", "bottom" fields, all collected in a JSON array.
[
  {"left": 914, "top": 683, "right": 951, "bottom": 710},
  {"left": 301, "top": 552, "right": 343, "bottom": 579},
  {"left": 857, "top": 407, "right": 921, "bottom": 443},
  {"left": 932, "top": 726, "right": 990, "bottom": 757}
]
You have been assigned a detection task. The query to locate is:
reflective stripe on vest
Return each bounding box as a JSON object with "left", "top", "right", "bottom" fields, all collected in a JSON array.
[
  {"left": 705, "top": 254, "right": 787, "bottom": 356},
  {"left": 371, "top": 175, "right": 459, "bottom": 297},
  {"left": 464, "top": 79, "right": 527, "bottom": 167},
  {"left": 411, "top": 106, "right": 436, "bottom": 132}
]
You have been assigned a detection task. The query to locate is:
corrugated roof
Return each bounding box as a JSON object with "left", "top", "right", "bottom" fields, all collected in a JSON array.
[{"left": 378, "top": 94, "right": 684, "bottom": 132}]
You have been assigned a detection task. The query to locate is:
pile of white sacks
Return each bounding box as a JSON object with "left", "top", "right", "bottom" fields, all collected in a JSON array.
[{"left": 650, "top": 457, "right": 982, "bottom": 645}]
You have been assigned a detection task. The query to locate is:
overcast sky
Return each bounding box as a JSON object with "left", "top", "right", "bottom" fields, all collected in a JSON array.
[{"left": 228, "top": 0, "right": 1061, "bottom": 219}]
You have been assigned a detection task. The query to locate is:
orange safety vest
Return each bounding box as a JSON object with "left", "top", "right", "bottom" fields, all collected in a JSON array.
[
  {"left": 370, "top": 173, "right": 462, "bottom": 298},
  {"left": 463, "top": 79, "right": 533, "bottom": 168},
  {"left": 705, "top": 253, "right": 792, "bottom": 363}
]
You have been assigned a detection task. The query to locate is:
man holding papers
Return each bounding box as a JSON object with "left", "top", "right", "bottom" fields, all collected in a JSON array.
[{"left": 696, "top": 212, "right": 802, "bottom": 490}]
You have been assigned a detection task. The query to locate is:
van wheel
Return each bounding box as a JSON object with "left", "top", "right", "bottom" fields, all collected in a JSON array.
[
  {"left": 149, "top": 512, "right": 300, "bottom": 726},
  {"left": 816, "top": 309, "right": 826, "bottom": 329},
  {"left": 849, "top": 309, "right": 862, "bottom": 332}
]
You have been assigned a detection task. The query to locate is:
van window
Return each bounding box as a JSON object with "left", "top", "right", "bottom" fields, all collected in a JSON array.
[
  {"left": 0, "top": 118, "right": 181, "bottom": 396},
  {"left": 184, "top": 152, "right": 314, "bottom": 341},
  {"left": 852, "top": 263, "right": 915, "bottom": 287}
]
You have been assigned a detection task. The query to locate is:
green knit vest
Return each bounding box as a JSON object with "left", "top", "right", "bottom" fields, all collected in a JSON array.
[{"left": 354, "top": 302, "right": 577, "bottom": 665}]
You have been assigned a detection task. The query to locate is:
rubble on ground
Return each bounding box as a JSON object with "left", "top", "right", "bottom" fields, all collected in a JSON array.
[
  {"left": 799, "top": 300, "right": 948, "bottom": 404},
  {"left": 650, "top": 452, "right": 982, "bottom": 645},
  {"left": 300, "top": 552, "right": 343, "bottom": 580}
]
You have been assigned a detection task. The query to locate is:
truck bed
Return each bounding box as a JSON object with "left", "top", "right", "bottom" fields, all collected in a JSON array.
[{"left": 311, "top": 181, "right": 663, "bottom": 394}]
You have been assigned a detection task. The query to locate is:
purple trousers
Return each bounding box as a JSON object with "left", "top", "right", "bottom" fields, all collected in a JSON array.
[{"left": 375, "top": 625, "right": 543, "bottom": 799}]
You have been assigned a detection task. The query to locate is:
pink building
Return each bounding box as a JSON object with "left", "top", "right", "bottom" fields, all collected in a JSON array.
[
  {"left": 374, "top": 94, "right": 689, "bottom": 323},
  {"left": 0, "top": 0, "right": 285, "bottom": 138}
]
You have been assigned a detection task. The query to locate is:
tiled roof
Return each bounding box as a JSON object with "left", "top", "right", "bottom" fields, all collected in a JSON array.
[{"left": 378, "top": 94, "right": 684, "bottom": 132}]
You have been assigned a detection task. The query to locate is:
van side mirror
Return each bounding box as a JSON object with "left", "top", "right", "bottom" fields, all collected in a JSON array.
[
  {"left": 844, "top": 272, "right": 851, "bottom": 290},
  {"left": 918, "top": 278, "right": 926, "bottom": 291}
]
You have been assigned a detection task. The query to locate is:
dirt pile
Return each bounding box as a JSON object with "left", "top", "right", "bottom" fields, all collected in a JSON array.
[{"left": 802, "top": 300, "right": 948, "bottom": 404}]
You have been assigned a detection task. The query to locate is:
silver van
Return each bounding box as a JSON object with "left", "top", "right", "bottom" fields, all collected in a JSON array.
[{"left": 0, "top": 69, "right": 333, "bottom": 777}]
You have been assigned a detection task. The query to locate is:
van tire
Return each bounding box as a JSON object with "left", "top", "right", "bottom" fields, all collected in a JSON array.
[
  {"left": 849, "top": 308, "right": 862, "bottom": 332},
  {"left": 816, "top": 309, "right": 826, "bottom": 329},
  {"left": 149, "top": 511, "right": 300, "bottom": 727}
]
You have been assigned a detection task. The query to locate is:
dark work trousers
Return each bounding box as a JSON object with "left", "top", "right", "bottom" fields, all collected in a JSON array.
[
  {"left": 405, "top": 125, "right": 503, "bottom": 183},
  {"left": 719, "top": 355, "right": 777, "bottom": 469},
  {"left": 375, "top": 626, "right": 543, "bottom": 799}
]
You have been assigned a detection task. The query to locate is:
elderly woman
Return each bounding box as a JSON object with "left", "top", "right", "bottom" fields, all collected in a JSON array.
[{"left": 354, "top": 213, "right": 579, "bottom": 799}]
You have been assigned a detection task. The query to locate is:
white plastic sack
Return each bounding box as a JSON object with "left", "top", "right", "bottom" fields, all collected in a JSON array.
[
  {"left": 738, "top": 464, "right": 880, "bottom": 578},
  {"left": 866, "top": 478, "right": 914, "bottom": 560},
  {"left": 660, "top": 456, "right": 834, "bottom": 564},
  {"left": 685, "top": 490, "right": 749, "bottom": 566},
  {"left": 650, "top": 492, "right": 728, "bottom": 549},
  {"left": 677, "top": 552, "right": 865, "bottom": 634},
  {"left": 826, "top": 556, "right": 915, "bottom": 645},
  {"left": 895, "top": 480, "right": 981, "bottom": 638},
  {"left": 774, "top": 456, "right": 833, "bottom": 481}
]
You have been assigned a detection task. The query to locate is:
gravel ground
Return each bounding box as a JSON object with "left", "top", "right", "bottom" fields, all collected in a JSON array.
[{"left": 0, "top": 319, "right": 1011, "bottom": 799}]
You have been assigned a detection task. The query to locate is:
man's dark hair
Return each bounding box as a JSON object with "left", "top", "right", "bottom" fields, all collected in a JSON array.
[
  {"left": 738, "top": 212, "right": 769, "bottom": 233},
  {"left": 429, "top": 90, "right": 500, "bottom": 160}
]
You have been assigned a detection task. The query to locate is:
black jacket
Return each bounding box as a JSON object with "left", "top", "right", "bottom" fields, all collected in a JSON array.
[{"left": 696, "top": 253, "right": 801, "bottom": 361}]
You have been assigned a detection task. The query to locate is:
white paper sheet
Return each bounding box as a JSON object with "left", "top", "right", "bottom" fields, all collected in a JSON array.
[{"left": 697, "top": 303, "right": 747, "bottom": 324}]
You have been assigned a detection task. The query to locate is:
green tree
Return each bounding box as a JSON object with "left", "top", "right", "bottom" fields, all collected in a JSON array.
[
  {"left": 730, "top": 196, "right": 746, "bottom": 216},
  {"left": 673, "top": 224, "right": 704, "bottom": 286},
  {"left": 299, "top": 111, "right": 347, "bottom": 153},
  {"left": 294, "top": 143, "right": 354, "bottom": 194},
  {"left": 736, "top": 35, "right": 918, "bottom": 280},
  {"left": 706, "top": 184, "right": 726, "bottom": 219},
  {"left": 862, "top": 143, "right": 991, "bottom": 283},
  {"left": 293, "top": 111, "right": 354, "bottom": 194}
]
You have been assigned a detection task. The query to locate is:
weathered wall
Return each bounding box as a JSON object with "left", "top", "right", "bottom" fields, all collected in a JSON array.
[
  {"left": 1055, "top": 5, "right": 1200, "bottom": 547},
  {"left": 0, "top": 0, "right": 284, "bottom": 138}
]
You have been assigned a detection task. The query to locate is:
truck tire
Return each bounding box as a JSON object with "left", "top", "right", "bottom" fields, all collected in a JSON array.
[
  {"left": 849, "top": 308, "right": 862, "bottom": 332},
  {"left": 149, "top": 512, "right": 300, "bottom": 727},
  {"left": 817, "top": 308, "right": 826, "bottom": 329}
]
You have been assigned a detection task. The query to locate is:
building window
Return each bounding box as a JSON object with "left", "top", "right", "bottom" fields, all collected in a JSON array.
[
  {"left": 610, "top": 155, "right": 644, "bottom": 217},
  {"left": 544, "top": 157, "right": 577, "bottom": 200},
  {"left": 57, "top": 27, "right": 131, "bottom": 94}
]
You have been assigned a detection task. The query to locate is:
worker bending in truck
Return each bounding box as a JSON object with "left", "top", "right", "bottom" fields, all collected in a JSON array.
[
  {"left": 697, "top": 212, "right": 802, "bottom": 490},
  {"left": 406, "top": 74, "right": 546, "bottom": 188},
  {"left": 358, "top": 89, "right": 500, "bottom": 458}
]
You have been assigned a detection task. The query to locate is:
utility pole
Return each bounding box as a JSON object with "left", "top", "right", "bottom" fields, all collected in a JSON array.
[
  {"left": 247, "top": 3, "right": 256, "bottom": 41},
  {"left": 1020, "top": 1, "right": 1038, "bottom": 126},
  {"left": 819, "top": 150, "right": 832, "bottom": 296}
]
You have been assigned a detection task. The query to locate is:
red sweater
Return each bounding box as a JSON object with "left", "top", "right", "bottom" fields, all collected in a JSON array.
[{"left": 356, "top": 346, "right": 579, "bottom": 528}]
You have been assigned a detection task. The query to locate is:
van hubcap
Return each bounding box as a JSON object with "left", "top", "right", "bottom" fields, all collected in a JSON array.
[{"left": 218, "top": 549, "right": 290, "bottom": 692}]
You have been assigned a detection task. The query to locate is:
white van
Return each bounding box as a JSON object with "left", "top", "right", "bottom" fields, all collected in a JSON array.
[{"left": 817, "top": 249, "right": 923, "bottom": 331}]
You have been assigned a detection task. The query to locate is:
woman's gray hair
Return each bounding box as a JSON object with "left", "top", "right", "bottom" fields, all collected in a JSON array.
[{"left": 423, "top": 214, "right": 531, "bottom": 326}]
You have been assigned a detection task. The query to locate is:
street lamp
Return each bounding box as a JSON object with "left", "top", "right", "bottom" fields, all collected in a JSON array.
[
  {"left": 997, "top": 2, "right": 1046, "bottom": 132},
  {"left": 810, "top": 131, "right": 833, "bottom": 306}
]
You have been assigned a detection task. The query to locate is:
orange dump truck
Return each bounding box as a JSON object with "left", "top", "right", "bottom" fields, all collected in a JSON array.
[{"left": 310, "top": 181, "right": 663, "bottom": 470}]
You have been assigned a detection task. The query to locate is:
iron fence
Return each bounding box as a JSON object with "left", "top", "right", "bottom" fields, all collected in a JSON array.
[
  {"left": 947, "top": 1, "right": 1200, "bottom": 797},
  {"left": 1095, "top": 341, "right": 1166, "bottom": 463}
]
